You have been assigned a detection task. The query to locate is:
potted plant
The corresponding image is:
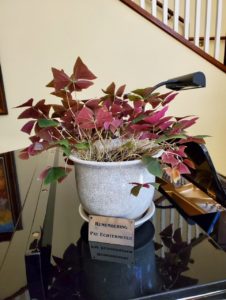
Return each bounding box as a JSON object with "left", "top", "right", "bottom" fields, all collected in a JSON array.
[{"left": 16, "top": 57, "right": 205, "bottom": 221}]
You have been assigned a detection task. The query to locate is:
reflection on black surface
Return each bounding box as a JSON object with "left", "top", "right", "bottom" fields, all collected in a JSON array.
[
  {"left": 48, "top": 221, "right": 160, "bottom": 300},
  {"left": 89, "top": 241, "right": 134, "bottom": 264},
  {"left": 13, "top": 206, "right": 226, "bottom": 300},
  {"left": 46, "top": 221, "right": 205, "bottom": 300},
  {"left": 3, "top": 149, "right": 226, "bottom": 300},
  {"left": 216, "top": 211, "right": 226, "bottom": 248},
  {"left": 155, "top": 224, "right": 199, "bottom": 290},
  {"left": 211, "top": 211, "right": 226, "bottom": 250}
]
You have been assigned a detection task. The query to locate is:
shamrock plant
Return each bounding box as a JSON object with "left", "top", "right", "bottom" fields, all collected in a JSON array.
[{"left": 16, "top": 57, "right": 205, "bottom": 190}]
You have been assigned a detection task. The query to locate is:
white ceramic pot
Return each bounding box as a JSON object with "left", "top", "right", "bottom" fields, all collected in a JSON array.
[{"left": 69, "top": 155, "right": 155, "bottom": 220}]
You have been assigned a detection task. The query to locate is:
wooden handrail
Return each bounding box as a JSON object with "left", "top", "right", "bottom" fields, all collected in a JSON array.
[{"left": 120, "top": 0, "right": 226, "bottom": 73}]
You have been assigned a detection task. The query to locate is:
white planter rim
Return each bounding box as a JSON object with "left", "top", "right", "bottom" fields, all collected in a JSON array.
[{"left": 69, "top": 154, "right": 144, "bottom": 167}]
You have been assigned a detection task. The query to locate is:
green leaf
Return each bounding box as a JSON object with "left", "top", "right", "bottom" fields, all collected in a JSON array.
[
  {"left": 194, "top": 135, "right": 210, "bottom": 139},
  {"left": 131, "top": 87, "right": 154, "bottom": 98},
  {"left": 38, "top": 118, "right": 59, "bottom": 128},
  {"left": 44, "top": 167, "right": 67, "bottom": 184},
  {"left": 57, "top": 139, "right": 69, "bottom": 148},
  {"left": 127, "top": 93, "right": 143, "bottom": 102},
  {"left": 142, "top": 156, "right": 163, "bottom": 178},
  {"left": 62, "top": 146, "right": 71, "bottom": 156},
  {"left": 132, "top": 115, "right": 145, "bottom": 124},
  {"left": 57, "top": 139, "right": 71, "bottom": 156},
  {"left": 155, "top": 134, "right": 187, "bottom": 143},
  {"left": 130, "top": 185, "right": 142, "bottom": 197},
  {"left": 75, "top": 142, "right": 90, "bottom": 150}
]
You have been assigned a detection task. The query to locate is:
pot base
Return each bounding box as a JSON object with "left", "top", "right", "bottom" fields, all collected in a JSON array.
[{"left": 78, "top": 202, "right": 155, "bottom": 228}]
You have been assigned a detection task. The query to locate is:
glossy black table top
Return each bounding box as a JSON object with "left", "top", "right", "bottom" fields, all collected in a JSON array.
[{"left": 0, "top": 149, "right": 226, "bottom": 300}]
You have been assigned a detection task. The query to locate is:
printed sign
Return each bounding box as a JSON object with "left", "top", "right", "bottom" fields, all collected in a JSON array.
[
  {"left": 88, "top": 215, "right": 135, "bottom": 247},
  {"left": 89, "top": 241, "right": 134, "bottom": 264}
]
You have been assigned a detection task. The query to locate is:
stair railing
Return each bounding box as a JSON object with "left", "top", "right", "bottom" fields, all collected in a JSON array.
[{"left": 131, "top": 0, "right": 226, "bottom": 66}]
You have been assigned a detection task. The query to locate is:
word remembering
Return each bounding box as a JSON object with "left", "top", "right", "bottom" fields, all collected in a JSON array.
[{"left": 89, "top": 215, "right": 135, "bottom": 247}]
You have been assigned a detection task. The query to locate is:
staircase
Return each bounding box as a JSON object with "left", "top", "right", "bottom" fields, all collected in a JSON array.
[{"left": 120, "top": 0, "right": 226, "bottom": 72}]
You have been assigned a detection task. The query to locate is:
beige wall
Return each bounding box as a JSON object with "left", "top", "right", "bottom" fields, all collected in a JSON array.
[{"left": 0, "top": 0, "right": 226, "bottom": 174}]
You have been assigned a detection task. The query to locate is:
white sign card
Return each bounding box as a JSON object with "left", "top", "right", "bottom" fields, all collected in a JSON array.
[{"left": 88, "top": 215, "right": 135, "bottom": 247}]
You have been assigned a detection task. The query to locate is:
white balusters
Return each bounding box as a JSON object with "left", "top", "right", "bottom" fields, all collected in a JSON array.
[
  {"left": 170, "top": 205, "right": 175, "bottom": 225},
  {"left": 194, "top": 0, "right": 202, "bottom": 46},
  {"left": 174, "top": 0, "right": 180, "bottom": 32},
  {"left": 204, "top": 0, "right": 212, "bottom": 53},
  {"left": 152, "top": 0, "right": 157, "bottom": 17},
  {"left": 195, "top": 224, "right": 200, "bottom": 238},
  {"left": 184, "top": 0, "right": 190, "bottom": 39},
  {"left": 163, "top": 0, "right": 168, "bottom": 25},
  {"left": 161, "top": 207, "right": 166, "bottom": 232},
  {"left": 133, "top": 0, "right": 225, "bottom": 65},
  {"left": 214, "top": 0, "right": 223, "bottom": 60},
  {"left": 140, "top": 0, "right": 145, "bottom": 9},
  {"left": 179, "top": 214, "right": 183, "bottom": 232},
  {"left": 187, "top": 223, "right": 192, "bottom": 243}
]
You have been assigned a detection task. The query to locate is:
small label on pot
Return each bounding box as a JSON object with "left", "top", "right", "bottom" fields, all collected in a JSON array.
[{"left": 88, "top": 215, "right": 135, "bottom": 247}]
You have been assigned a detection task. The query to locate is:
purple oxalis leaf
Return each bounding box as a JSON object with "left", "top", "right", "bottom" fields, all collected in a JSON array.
[
  {"left": 96, "top": 107, "right": 112, "bottom": 128},
  {"left": 178, "top": 117, "right": 199, "bottom": 130},
  {"left": 177, "top": 162, "right": 190, "bottom": 174},
  {"left": 130, "top": 182, "right": 150, "bottom": 188},
  {"left": 159, "top": 121, "right": 174, "bottom": 131},
  {"left": 173, "top": 145, "right": 187, "bottom": 157},
  {"left": 163, "top": 92, "right": 179, "bottom": 106},
  {"left": 85, "top": 99, "right": 100, "bottom": 109},
  {"left": 51, "top": 90, "right": 72, "bottom": 100},
  {"left": 73, "top": 57, "right": 97, "bottom": 81},
  {"left": 116, "top": 84, "right": 126, "bottom": 97},
  {"left": 76, "top": 106, "right": 95, "bottom": 129},
  {"left": 34, "top": 99, "right": 51, "bottom": 117},
  {"left": 102, "top": 82, "right": 116, "bottom": 95},
  {"left": 51, "top": 68, "right": 71, "bottom": 91},
  {"left": 144, "top": 106, "right": 168, "bottom": 124},
  {"left": 111, "top": 103, "right": 122, "bottom": 115},
  {"left": 19, "top": 148, "right": 30, "bottom": 160},
  {"left": 27, "top": 143, "right": 44, "bottom": 156},
  {"left": 21, "top": 120, "right": 36, "bottom": 134},
  {"left": 179, "top": 136, "right": 205, "bottom": 144},
  {"left": 139, "top": 132, "right": 158, "bottom": 139},
  {"left": 74, "top": 79, "right": 94, "bottom": 91},
  {"left": 14, "top": 98, "right": 33, "bottom": 108},
  {"left": 133, "top": 100, "right": 144, "bottom": 114},
  {"left": 110, "top": 118, "right": 122, "bottom": 130},
  {"left": 18, "top": 107, "right": 42, "bottom": 119},
  {"left": 29, "top": 135, "right": 40, "bottom": 143},
  {"left": 161, "top": 152, "right": 178, "bottom": 167},
  {"left": 130, "top": 124, "right": 151, "bottom": 131},
  {"left": 37, "top": 127, "right": 61, "bottom": 142}
]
